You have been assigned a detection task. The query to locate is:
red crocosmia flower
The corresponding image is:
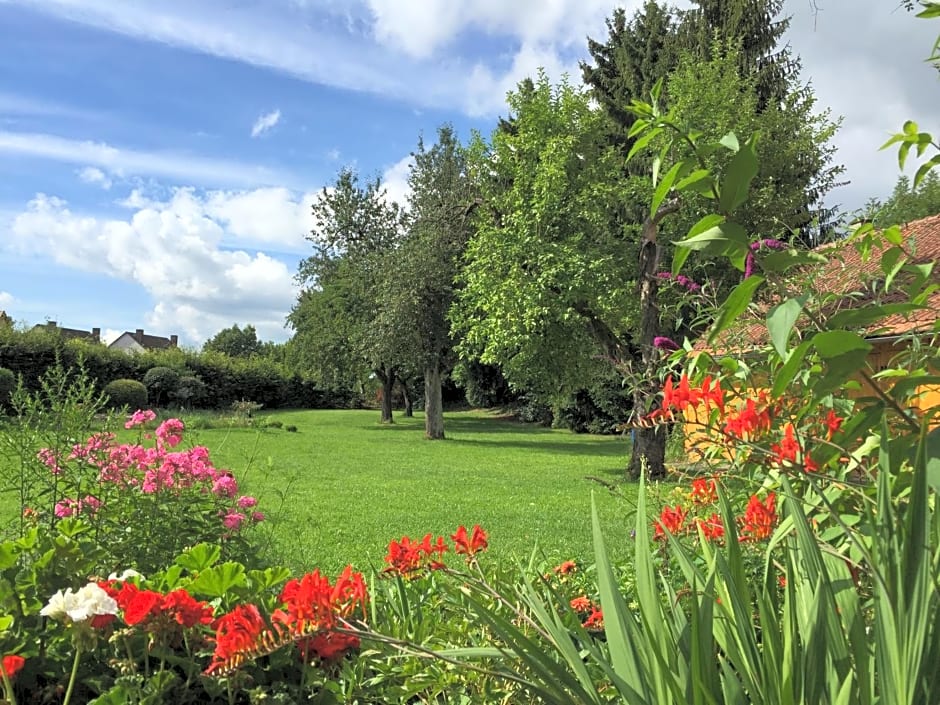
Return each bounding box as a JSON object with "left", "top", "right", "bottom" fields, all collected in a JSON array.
[
  {"left": 770, "top": 423, "right": 801, "bottom": 464},
  {"left": 699, "top": 376, "right": 724, "bottom": 415},
  {"left": 279, "top": 570, "right": 335, "bottom": 632},
  {"left": 298, "top": 631, "right": 360, "bottom": 663},
  {"left": 554, "top": 560, "right": 577, "bottom": 575},
  {"left": 2, "top": 654, "right": 25, "bottom": 679},
  {"left": 161, "top": 589, "right": 215, "bottom": 628},
  {"left": 697, "top": 513, "right": 725, "bottom": 541},
  {"left": 207, "top": 604, "right": 267, "bottom": 674},
  {"left": 823, "top": 409, "right": 843, "bottom": 440},
  {"left": 569, "top": 596, "right": 592, "bottom": 612},
  {"left": 654, "top": 505, "right": 687, "bottom": 540},
  {"left": 723, "top": 395, "right": 773, "bottom": 440},
  {"left": 690, "top": 477, "right": 717, "bottom": 505},
  {"left": 741, "top": 493, "right": 777, "bottom": 541},
  {"left": 452, "top": 525, "right": 488, "bottom": 557},
  {"left": 383, "top": 536, "right": 428, "bottom": 576},
  {"left": 583, "top": 607, "right": 604, "bottom": 630}
]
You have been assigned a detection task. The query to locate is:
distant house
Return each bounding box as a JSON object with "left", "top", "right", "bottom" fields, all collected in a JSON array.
[
  {"left": 33, "top": 321, "right": 101, "bottom": 343},
  {"left": 109, "top": 329, "right": 179, "bottom": 354}
]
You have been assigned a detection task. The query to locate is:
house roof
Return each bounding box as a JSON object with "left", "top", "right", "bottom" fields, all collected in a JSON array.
[
  {"left": 110, "top": 331, "right": 177, "bottom": 350},
  {"left": 32, "top": 322, "right": 101, "bottom": 342},
  {"left": 701, "top": 213, "right": 940, "bottom": 353}
]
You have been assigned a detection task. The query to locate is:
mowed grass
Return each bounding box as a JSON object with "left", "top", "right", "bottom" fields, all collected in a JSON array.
[{"left": 186, "top": 409, "right": 638, "bottom": 575}]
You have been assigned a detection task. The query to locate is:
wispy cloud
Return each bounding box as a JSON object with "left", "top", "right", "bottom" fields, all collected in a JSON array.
[
  {"left": 0, "top": 130, "right": 292, "bottom": 188},
  {"left": 77, "top": 166, "right": 112, "bottom": 189},
  {"left": 251, "top": 108, "right": 281, "bottom": 138},
  {"left": 0, "top": 291, "right": 13, "bottom": 307}
]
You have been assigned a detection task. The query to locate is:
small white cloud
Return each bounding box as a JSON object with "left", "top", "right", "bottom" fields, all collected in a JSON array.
[
  {"left": 326, "top": 148, "right": 341, "bottom": 161},
  {"left": 101, "top": 328, "right": 123, "bottom": 346},
  {"left": 77, "top": 166, "right": 112, "bottom": 190},
  {"left": 382, "top": 154, "right": 413, "bottom": 209},
  {"left": 251, "top": 109, "right": 281, "bottom": 138},
  {"left": 0, "top": 291, "right": 14, "bottom": 307}
]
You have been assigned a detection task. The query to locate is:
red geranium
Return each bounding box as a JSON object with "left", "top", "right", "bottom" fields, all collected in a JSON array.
[{"left": 1, "top": 654, "right": 24, "bottom": 680}]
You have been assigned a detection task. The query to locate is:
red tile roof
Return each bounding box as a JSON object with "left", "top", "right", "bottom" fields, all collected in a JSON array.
[{"left": 700, "top": 213, "right": 940, "bottom": 353}]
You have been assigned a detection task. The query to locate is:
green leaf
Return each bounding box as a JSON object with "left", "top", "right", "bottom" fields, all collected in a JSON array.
[
  {"left": 914, "top": 154, "right": 940, "bottom": 188},
  {"left": 827, "top": 303, "right": 923, "bottom": 330},
  {"left": 719, "top": 132, "right": 740, "bottom": 152},
  {"left": 0, "top": 542, "right": 16, "bottom": 571},
  {"left": 650, "top": 161, "right": 683, "bottom": 219},
  {"left": 674, "top": 169, "right": 712, "bottom": 192},
  {"left": 174, "top": 543, "right": 221, "bottom": 573},
  {"left": 672, "top": 214, "right": 724, "bottom": 274},
  {"left": 189, "top": 562, "right": 247, "bottom": 599},
  {"left": 627, "top": 127, "right": 660, "bottom": 162},
  {"left": 812, "top": 331, "right": 873, "bottom": 394},
  {"left": 708, "top": 276, "right": 764, "bottom": 345},
  {"left": 766, "top": 294, "right": 809, "bottom": 358},
  {"left": 772, "top": 338, "right": 814, "bottom": 397},
  {"left": 718, "top": 135, "right": 758, "bottom": 214},
  {"left": 925, "top": 426, "right": 940, "bottom": 493},
  {"left": 918, "top": 4, "right": 940, "bottom": 18}
]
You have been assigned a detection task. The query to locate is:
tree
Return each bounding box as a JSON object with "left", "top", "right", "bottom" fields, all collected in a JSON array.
[
  {"left": 453, "top": 75, "right": 635, "bottom": 410},
  {"left": 290, "top": 168, "right": 405, "bottom": 423},
  {"left": 380, "top": 126, "right": 476, "bottom": 439},
  {"left": 203, "top": 324, "right": 263, "bottom": 358},
  {"left": 867, "top": 172, "right": 940, "bottom": 227}
]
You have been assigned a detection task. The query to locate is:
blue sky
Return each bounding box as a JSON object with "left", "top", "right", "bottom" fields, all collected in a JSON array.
[{"left": 0, "top": 1, "right": 936, "bottom": 346}]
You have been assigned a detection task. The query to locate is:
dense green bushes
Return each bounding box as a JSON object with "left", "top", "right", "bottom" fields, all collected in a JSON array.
[{"left": 0, "top": 327, "right": 354, "bottom": 410}]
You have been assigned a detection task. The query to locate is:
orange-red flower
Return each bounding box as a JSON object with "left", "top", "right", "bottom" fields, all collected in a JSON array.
[
  {"left": 723, "top": 398, "right": 772, "bottom": 440},
  {"left": 207, "top": 604, "right": 267, "bottom": 674},
  {"left": 452, "top": 525, "right": 488, "bottom": 557},
  {"left": 583, "top": 607, "right": 604, "bottom": 630},
  {"left": 569, "top": 595, "right": 592, "bottom": 612},
  {"left": 741, "top": 493, "right": 777, "bottom": 541},
  {"left": 770, "top": 423, "right": 800, "bottom": 464},
  {"left": 690, "top": 477, "right": 717, "bottom": 505},
  {"left": 161, "top": 589, "right": 215, "bottom": 628},
  {"left": 553, "top": 560, "right": 577, "bottom": 575},
  {"left": 697, "top": 513, "right": 725, "bottom": 541},
  {"left": 1, "top": 654, "right": 24, "bottom": 680},
  {"left": 823, "top": 409, "right": 843, "bottom": 440},
  {"left": 298, "top": 631, "right": 360, "bottom": 663},
  {"left": 384, "top": 534, "right": 448, "bottom": 576},
  {"left": 654, "top": 505, "right": 687, "bottom": 540}
]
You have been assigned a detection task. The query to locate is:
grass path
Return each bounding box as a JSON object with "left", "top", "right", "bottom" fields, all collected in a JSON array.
[{"left": 193, "top": 409, "right": 637, "bottom": 575}]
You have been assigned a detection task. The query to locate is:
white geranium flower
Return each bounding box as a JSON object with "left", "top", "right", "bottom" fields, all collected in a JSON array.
[{"left": 40, "top": 583, "right": 118, "bottom": 623}]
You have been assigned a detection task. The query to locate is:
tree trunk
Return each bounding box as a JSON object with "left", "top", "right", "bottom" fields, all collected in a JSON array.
[
  {"left": 628, "top": 202, "right": 678, "bottom": 480},
  {"left": 401, "top": 379, "right": 414, "bottom": 417},
  {"left": 424, "top": 364, "right": 445, "bottom": 440},
  {"left": 377, "top": 367, "right": 396, "bottom": 424}
]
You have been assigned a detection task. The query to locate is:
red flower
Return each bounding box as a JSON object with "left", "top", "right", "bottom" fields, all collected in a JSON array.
[
  {"left": 823, "top": 409, "right": 843, "bottom": 439},
  {"left": 384, "top": 534, "right": 448, "bottom": 576},
  {"left": 298, "top": 631, "right": 360, "bottom": 663},
  {"left": 553, "top": 560, "right": 577, "bottom": 575},
  {"left": 770, "top": 423, "right": 800, "bottom": 464},
  {"left": 207, "top": 604, "right": 267, "bottom": 674},
  {"left": 741, "top": 493, "right": 777, "bottom": 541},
  {"left": 697, "top": 513, "right": 725, "bottom": 541},
  {"left": 583, "top": 607, "right": 604, "bottom": 630},
  {"left": 654, "top": 505, "right": 687, "bottom": 540},
  {"left": 569, "top": 596, "right": 592, "bottom": 612},
  {"left": 117, "top": 583, "right": 162, "bottom": 626},
  {"left": 278, "top": 567, "right": 368, "bottom": 634},
  {"left": 699, "top": 376, "right": 724, "bottom": 415},
  {"left": 723, "top": 398, "right": 772, "bottom": 440},
  {"left": 2, "top": 654, "right": 24, "bottom": 680},
  {"left": 452, "top": 525, "right": 488, "bottom": 557},
  {"left": 161, "top": 589, "right": 215, "bottom": 628},
  {"left": 690, "top": 477, "right": 717, "bottom": 505}
]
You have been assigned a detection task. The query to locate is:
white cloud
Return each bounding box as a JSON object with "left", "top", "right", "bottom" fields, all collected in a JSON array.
[
  {"left": 0, "top": 291, "right": 14, "bottom": 307},
  {"left": 5, "top": 0, "right": 616, "bottom": 116},
  {"left": 8, "top": 192, "right": 302, "bottom": 343},
  {"left": 381, "top": 154, "right": 412, "bottom": 209},
  {"left": 77, "top": 166, "right": 112, "bottom": 190},
  {"left": 251, "top": 108, "right": 281, "bottom": 138},
  {"left": 0, "top": 130, "right": 291, "bottom": 188}
]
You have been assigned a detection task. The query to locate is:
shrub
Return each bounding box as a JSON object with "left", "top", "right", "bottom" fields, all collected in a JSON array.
[
  {"left": 285, "top": 424, "right": 298, "bottom": 432},
  {"left": 103, "top": 378, "right": 148, "bottom": 410},
  {"left": 0, "top": 366, "right": 14, "bottom": 408},
  {"left": 172, "top": 374, "right": 207, "bottom": 408},
  {"left": 264, "top": 419, "right": 284, "bottom": 429},
  {"left": 143, "top": 366, "right": 181, "bottom": 407}
]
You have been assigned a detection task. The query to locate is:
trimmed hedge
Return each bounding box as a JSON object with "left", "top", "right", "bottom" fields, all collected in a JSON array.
[{"left": 103, "top": 378, "right": 148, "bottom": 410}]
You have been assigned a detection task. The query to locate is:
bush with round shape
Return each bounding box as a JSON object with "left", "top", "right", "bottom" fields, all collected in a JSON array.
[
  {"left": 103, "top": 378, "right": 148, "bottom": 410},
  {"left": 143, "top": 366, "right": 181, "bottom": 407},
  {"left": 0, "top": 366, "right": 15, "bottom": 408}
]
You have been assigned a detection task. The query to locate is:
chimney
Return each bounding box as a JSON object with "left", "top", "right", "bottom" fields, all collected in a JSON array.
[
  {"left": 134, "top": 328, "right": 144, "bottom": 343},
  {"left": 91, "top": 327, "right": 101, "bottom": 342},
  {"left": 170, "top": 334, "right": 178, "bottom": 347}
]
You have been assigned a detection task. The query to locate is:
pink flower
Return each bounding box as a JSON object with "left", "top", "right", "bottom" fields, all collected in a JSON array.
[
  {"left": 54, "top": 499, "right": 78, "bottom": 518},
  {"left": 155, "top": 419, "right": 185, "bottom": 448},
  {"left": 237, "top": 495, "right": 258, "bottom": 509},
  {"left": 125, "top": 409, "right": 157, "bottom": 430},
  {"left": 37, "top": 448, "right": 63, "bottom": 475},
  {"left": 212, "top": 474, "right": 238, "bottom": 498},
  {"left": 653, "top": 336, "right": 679, "bottom": 351},
  {"left": 222, "top": 511, "right": 246, "bottom": 531},
  {"left": 251, "top": 512, "right": 265, "bottom": 522}
]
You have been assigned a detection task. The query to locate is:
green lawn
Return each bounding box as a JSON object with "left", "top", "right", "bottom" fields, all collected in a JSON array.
[{"left": 185, "top": 409, "right": 638, "bottom": 575}]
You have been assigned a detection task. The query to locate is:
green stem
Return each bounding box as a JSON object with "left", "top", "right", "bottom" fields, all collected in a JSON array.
[
  {"left": 62, "top": 646, "right": 82, "bottom": 705},
  {"left": 1, "top": 666, "right": 18, "bottom": 705}
]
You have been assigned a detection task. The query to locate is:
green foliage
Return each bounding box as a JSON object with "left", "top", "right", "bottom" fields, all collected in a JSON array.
[
  {"left": 0, "top": 367, "right": 14, "bottom": 408},
  {"left": 866, "top": 172, "right": 940, "bottom": 228},
  {"left": 202, "top": 323, "right": 263, "bottom": 358},
  {"left": 142, "top": 366, "right": 181, "bottom": 407},
  {"left": 102, "top": 378, "right": 148, "bottom": 410},
  {"left": 171, "top": 374, "right": 207, "bottom": 408}
]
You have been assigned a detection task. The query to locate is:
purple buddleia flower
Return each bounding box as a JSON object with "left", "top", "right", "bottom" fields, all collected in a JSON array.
[{"left": 653, "top": 336, "right": 680, "bottom": 351}]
